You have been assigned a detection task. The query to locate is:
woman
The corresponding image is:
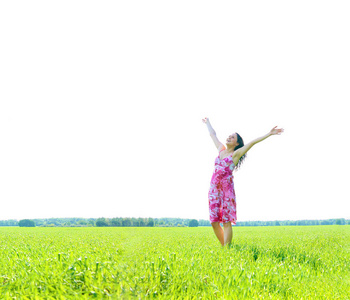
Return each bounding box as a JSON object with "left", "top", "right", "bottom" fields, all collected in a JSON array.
[{"left": 202, "top": 117, "right": 284, "bottom": 247}]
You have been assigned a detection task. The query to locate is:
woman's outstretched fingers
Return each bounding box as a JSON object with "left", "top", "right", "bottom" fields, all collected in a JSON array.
[{"left": 270, "top": 126, "right": 284, "bottom": 135}]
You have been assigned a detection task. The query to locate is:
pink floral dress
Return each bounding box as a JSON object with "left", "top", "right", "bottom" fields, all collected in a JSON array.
[{"left": 208, "top": 149, "right": 237, "bottom": 225}]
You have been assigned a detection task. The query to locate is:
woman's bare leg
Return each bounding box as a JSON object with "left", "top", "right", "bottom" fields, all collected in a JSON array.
[
  {"left": 223, "top": 222, "right": 232, "bottom": 246},
  {"left": 211, "top": 222, "right": 224, "bottom": 246}
]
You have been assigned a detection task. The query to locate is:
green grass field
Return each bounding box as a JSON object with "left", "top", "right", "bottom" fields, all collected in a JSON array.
[{"left": 0, "top": 226, "right": 349, "bottom": 299}]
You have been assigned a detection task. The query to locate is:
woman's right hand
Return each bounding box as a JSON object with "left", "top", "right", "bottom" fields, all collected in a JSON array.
[{"left": 202, "top": 117, "right": 209, "bottom": 124}]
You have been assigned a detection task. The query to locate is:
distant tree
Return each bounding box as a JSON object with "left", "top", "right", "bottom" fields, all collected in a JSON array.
[
  {"left": 110, "top": 218, "right": 121, "bottom": 227},
  {"left": 46, "top": 219, "right": 59, "bottom": 226},
  {"left": 31, "top": 219, "right": 43, "bottom": 226},
  {"left": 96, "top": 218, "right": 109, "bottom": 227},
  {"left": 189, "top": 219, "right": 199, "bottom": 227},
  {"left": 335, "top": 218, "right": 345, "bottom": 225},
  {"left": 88, "top": 219, "right": 96, "bottom": 226},
  {"left": 147, "top": 218, "right": 154, "bottom": 227},
  {"left": 78, "top": 220, "right": 87, "bottom": 226},
  {"left": 0, "top": 220, "right": 18, "bottom": 226},
  {"left": 132, "top": 218, "right": 138, "bottom": 226},
  {"left": 198, "top": 219, "right": 211, "bottom": 226},
  {"left": 19, "top": 219, "right": 35, "bottom": 227},
  {"left": 122, "top": 218, "right": 131, "bottom": 227}
]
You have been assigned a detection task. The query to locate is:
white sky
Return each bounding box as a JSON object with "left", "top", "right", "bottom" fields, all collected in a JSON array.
[{"left": 1, "top": 0, "right": 349, "bottom": 222}]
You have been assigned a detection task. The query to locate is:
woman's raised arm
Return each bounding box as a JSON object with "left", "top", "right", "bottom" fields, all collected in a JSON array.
[
  {"left": 202, "top": 117, "right": 225, "bottom": 152},
  {"left": 233, "top": 126, "right": 284, "bottom": 163}
]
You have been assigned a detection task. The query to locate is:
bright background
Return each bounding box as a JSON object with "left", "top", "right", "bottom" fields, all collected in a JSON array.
[{"left": 1, "top": 0, "right": 349, "bottom": 222}]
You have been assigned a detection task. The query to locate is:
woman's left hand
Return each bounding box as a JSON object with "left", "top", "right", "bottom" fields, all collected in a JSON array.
[{"left": 269, "top": 126, "right": 284, "bottom": 135}]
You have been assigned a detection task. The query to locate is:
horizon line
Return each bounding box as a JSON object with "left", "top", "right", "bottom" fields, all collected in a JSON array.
[{"left": 1, "top": 216, "right": 349, "bottom": 222}]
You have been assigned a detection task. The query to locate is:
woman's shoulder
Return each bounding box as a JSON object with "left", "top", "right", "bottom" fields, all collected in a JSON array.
[{"left": 218, "top": 146, "right": 226, "bottom": 153}]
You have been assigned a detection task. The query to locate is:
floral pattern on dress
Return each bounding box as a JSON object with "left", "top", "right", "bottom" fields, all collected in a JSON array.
[{"left": 208, "top": 150, "right": 237, "bottom": 225}]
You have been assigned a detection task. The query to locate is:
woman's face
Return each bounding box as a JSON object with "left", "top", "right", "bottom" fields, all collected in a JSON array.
[{"left": 226, "top": 133, "right": 238, "bottom": 147}]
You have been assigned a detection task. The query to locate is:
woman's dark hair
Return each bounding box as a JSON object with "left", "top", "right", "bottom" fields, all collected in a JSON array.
[{"left": 234, "top": 132, "right": 246, "bottom": 170}]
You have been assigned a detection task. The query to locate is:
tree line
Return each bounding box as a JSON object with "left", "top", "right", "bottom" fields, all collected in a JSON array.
[
  {"left": 0, "top": 217, "right": 201, "bottom": 227},
  {"left": 236, "top": 218, "right": 349, "bottom": 226},
  {"left": 0, "top": 217, "right": 349, "bottom": 227}
]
